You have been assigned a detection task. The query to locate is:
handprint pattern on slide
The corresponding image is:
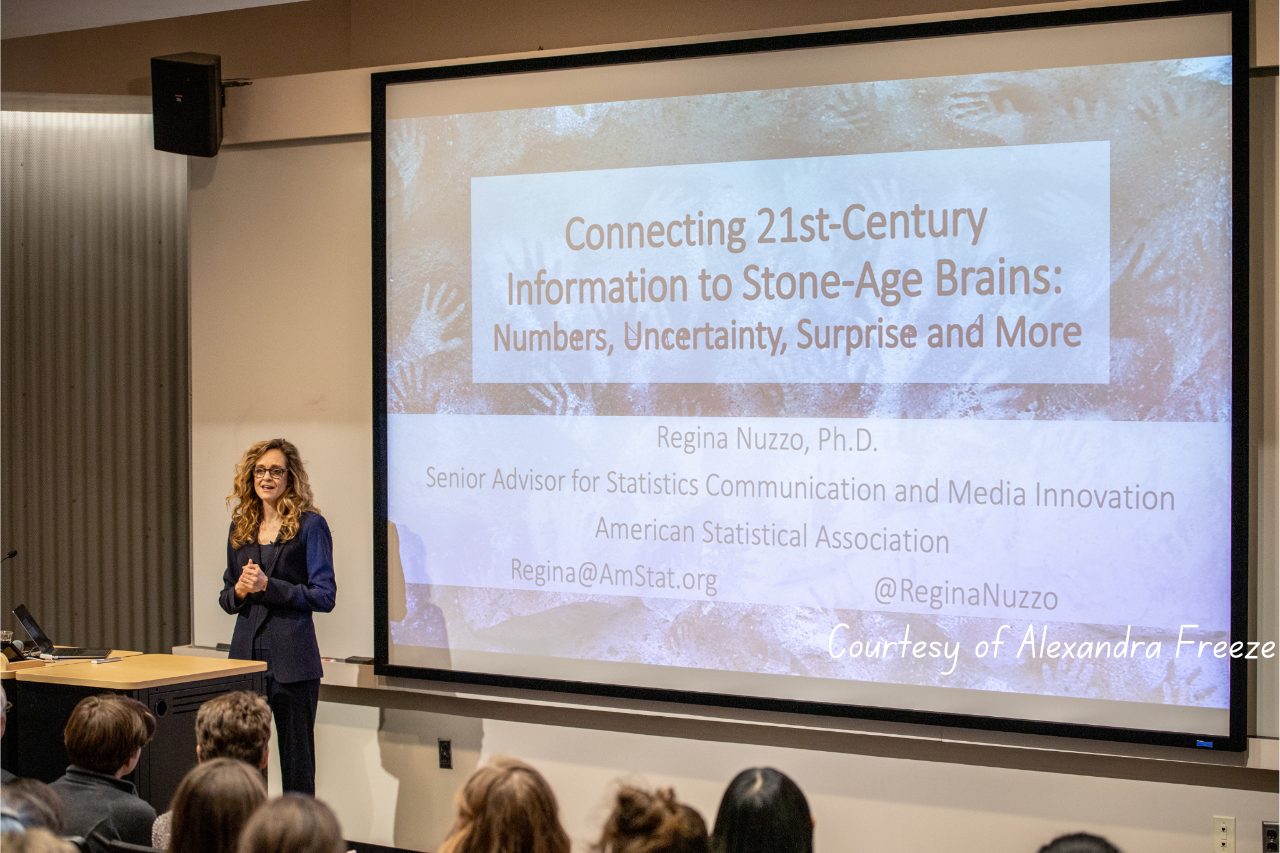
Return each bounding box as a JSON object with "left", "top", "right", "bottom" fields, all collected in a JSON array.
[
  {"left": 385, "top": 58, "right": 1229, "bottom": 423},
  {"left": 383, "top": 54, "right": 1233, "bottom": 713}
]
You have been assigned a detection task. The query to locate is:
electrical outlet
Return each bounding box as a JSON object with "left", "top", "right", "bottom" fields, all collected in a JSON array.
[
  {"left": 1262, "top": 821, "right": 1278, "bottom": 853},
  {"left": 1213, "top": 815, "right": 1235, "bottom": 853},
  {"left": 438, "top": 738, "right": 452, "bottom": 769}
]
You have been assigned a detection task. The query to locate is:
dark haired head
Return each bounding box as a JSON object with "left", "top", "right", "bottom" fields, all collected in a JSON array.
[
  {"left": 1038, "top": 832, "right": 1122, "bottom": 853},
  {"left": 595, "top": 785, "right": 708, "bottom": 853},
  {"left": 63, "top": 694, "right": 156, "bottom": 775},
  {"left": 711, "top": 767, "right": 812, "bottom": 853}
]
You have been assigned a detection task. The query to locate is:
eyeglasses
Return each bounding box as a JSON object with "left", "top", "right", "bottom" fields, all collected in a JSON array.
[{"left": 253, "top": 466, "right": 288, "bottom": 481}]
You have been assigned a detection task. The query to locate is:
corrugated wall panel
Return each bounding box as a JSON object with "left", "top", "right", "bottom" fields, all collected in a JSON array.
[{"left": 1, "top": 109, "right": 189, "bottom": 653}]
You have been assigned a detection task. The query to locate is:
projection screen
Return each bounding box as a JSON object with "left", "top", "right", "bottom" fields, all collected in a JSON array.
[{"left": 374, "top": 0, "right": 1249, "bottom": 749}]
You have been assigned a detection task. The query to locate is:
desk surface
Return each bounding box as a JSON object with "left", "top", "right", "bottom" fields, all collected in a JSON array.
[
  {"left": 12, "top": 653, "right": 265, "bottom": 689},
  {"left": 0, "top": 650, "right": 142, "bottom": 679}
]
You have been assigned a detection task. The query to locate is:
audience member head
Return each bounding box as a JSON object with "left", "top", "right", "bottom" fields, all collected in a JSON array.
[
  {"left": 63, "top": 694, "right": 156, "bottom": 777},
  {"left": 1038, "top": 833, "right": 1122, "bottom": 853},
  {"left": 711, "top": 767, "right": 812, "bottom": 853},
  {"left": 169, "top": 758, "right": 266, "bottom": 853},
  {"left": 195, "top": 691, "right": 272, "bottom": 769},
  {"left": 236, "top": 794, "right": 345, "bottom": 853},
  {"left": 0, "top": 778, "right": 66, "bottom": 834},
  {"left": 595, "top": 785, "right": 708, "bottom": 853},
  {"left": 1, "top": 826, "right": 77, "bottom": 853},
  {"left": 438, "top": 756, "right": 570, "bottom": 853}
]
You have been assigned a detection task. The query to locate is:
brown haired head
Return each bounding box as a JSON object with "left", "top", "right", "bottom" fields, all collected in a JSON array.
[
  {"left": 438, "top": 757, "right": 570, "bottom": 853},
  {"left": 3, "top": 827, "right": 78, "bottom": 853},
  {"left": 63, "top": 694, "right": 156, "bottom": 775},
  {"left": 1, "top": 778, "right": 67, "bottom": 834},
  {"left": 195, "top": 690, "right": 271, "bottom": 768},
  {"left": 596, "top": 785, "right": 708, "bottom": 853},
  {"left": 227, "top": 438, "right": 316, "bottom": 547},
  {"left": 169, "top": 758, "right": 266, "bottom": 853},
  {"left": 236, "top": 794, "right": 345, "bottom": 853}
]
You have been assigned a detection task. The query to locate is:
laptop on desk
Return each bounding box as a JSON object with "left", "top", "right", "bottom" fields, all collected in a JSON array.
[{"left": 12, "top": 603, "right": 113, "bottom": 659}]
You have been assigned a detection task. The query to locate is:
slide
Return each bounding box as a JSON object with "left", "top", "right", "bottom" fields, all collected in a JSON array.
[{"left": 378, "top": 17, "right": 1237, "bottom": 740}]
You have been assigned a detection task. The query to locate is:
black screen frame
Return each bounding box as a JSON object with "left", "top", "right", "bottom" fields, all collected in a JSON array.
[{"left": 371, "top": 0, "right": 1250, "bottom": 752}]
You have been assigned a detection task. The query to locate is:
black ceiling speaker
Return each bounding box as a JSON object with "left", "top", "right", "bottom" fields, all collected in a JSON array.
[{"left": 151, "top": 52, "right": 223, "bottom": 157}]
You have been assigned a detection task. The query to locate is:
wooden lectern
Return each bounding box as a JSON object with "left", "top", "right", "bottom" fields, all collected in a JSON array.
[{"left": 2, "top": 653, "right": 266, "bottom": 810}]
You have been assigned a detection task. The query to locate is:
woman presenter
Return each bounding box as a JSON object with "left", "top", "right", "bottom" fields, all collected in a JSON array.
[{"left": 219, "top": 438, "right": 336, "bottom": 794}]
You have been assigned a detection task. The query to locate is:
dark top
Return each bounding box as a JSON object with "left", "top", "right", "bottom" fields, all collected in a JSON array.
[
  {"left": 50, "top": 765, "right": 156, "bottom": 846},
  {"left": 218, "top": 510, "right": 336, "bottom": 683}
]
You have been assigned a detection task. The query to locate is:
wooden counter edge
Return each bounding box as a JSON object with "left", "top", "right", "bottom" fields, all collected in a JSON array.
[{"left": 12, "top": 655, "right": 266, "bottom": 689}]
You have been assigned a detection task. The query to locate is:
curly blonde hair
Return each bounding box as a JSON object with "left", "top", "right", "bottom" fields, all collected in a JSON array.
[{"left": 227, "top": 438, "right": 317, "bottom": 547}]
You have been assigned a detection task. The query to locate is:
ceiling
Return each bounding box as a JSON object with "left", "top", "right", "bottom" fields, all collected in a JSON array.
[{"left": 0, "top": 0, "right": 299, "bottom": 40}]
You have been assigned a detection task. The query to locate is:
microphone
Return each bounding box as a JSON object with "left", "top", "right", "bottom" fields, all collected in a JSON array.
[{"left": 0, "top": 549, "right": 15, "bottom": 563}]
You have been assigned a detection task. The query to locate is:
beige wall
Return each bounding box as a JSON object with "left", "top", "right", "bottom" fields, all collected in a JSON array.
[
  {"left": 188, "top": 136, "right": 373, "bottom": 666},
  {"left": 308, "top": 683, "right": 1280, "bottom": 852},
  {"left": 1, "top": 0, "right": 1072, "bottom": 96},
  {"left": 5, "top": 0, "right": 1274, "bottom": 98}
]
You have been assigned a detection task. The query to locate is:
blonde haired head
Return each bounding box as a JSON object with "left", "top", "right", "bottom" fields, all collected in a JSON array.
[{"left": 227, "top": 438, "right": 316, "bottom": 547}]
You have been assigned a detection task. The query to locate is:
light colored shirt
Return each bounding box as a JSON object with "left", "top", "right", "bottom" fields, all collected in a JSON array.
[{"left": 151, "top": 809, "right": 172, "bottom": 849}]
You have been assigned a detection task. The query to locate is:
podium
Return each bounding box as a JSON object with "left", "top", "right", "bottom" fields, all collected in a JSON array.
[{"left": 2, "top": 654, "right": 266, "bottom": 811}]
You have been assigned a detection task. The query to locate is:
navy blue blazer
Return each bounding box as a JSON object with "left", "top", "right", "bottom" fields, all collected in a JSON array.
[{"left": 219, "top": 511, "right": 336, "bottom": 683}]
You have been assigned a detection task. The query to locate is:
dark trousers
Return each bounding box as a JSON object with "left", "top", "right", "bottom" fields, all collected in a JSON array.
[{"left": 264, "top": 672, "right": 320, "bottom": 795}]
